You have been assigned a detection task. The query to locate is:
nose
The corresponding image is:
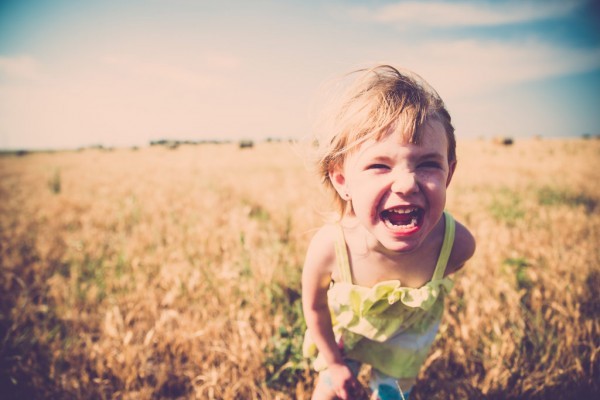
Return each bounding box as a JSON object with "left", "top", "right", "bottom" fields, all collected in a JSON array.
[{"left": 390, "top": 170, "right": 419, "bottom": 195}]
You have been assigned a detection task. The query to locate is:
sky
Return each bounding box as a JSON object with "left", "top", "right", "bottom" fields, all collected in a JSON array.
[{"left": 1, "top": 0, "right": 599, "bottom": 150}]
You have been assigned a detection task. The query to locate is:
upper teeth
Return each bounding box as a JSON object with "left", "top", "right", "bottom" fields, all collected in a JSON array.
[{"left": 388, "top": 207, "right": 418, "bottom": 214}]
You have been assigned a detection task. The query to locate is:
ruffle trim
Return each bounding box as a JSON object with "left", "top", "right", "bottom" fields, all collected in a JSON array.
[{"left": 329, "top": 277, "right": 454, "bottom": 317}]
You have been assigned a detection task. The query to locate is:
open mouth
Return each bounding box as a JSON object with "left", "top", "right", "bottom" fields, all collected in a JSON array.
[{"left": 380, "top": 206, "right": 423, "bottom": 231}]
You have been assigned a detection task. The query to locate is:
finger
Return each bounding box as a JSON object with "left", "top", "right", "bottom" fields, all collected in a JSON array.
[{"left": 337, "top": 388, "right": 348, "bottom": 399}]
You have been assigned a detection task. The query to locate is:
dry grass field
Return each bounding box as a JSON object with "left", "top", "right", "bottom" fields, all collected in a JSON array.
[{"left": 1, "top": 138, "right": 598, "bottom": 399}]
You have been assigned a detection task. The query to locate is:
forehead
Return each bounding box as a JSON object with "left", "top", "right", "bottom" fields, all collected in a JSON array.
[{"left": 350, "top": 119, "right": 449, "bottom": 161}]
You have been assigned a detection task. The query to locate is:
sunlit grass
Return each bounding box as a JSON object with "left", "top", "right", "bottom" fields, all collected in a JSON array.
[{"left": 1, "top": 139, "right": 598, "bottom": 399}]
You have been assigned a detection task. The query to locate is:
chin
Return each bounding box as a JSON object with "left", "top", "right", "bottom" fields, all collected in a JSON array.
[{"left": 376, "top": 231, "right": 423, "bottom": 254}]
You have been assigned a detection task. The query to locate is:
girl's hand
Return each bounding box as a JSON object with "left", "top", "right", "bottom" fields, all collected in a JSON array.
[{"left": 328, "top": 362, "right": 360, "bottom": 399}]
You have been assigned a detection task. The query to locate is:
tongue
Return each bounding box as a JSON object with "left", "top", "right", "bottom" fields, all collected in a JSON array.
[{"left": 386, "top": 211, "right": 415, "bottom": 226}]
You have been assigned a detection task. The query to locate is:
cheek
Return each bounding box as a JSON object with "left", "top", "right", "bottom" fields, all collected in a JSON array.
[
  {"left": 348, "top": 174, "right": 374, "bottom": 194},
  {"left": 349, "top": 181, "right": 384, "bottom": 215},
  {"left": 418, "top": 170, "right": 443, "bottom": 183},
  {"left": 418, "top": 172, "right": 448, "bottom": 195}
]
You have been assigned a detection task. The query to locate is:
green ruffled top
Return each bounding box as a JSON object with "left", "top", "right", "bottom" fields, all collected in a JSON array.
[{"left": 303, "top": 212, "right": 455, "bottom": 378}]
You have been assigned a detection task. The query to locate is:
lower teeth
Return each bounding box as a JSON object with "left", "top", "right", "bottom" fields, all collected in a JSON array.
[{"left": 385, "top": 216, "right": 418, "bottom": 228}]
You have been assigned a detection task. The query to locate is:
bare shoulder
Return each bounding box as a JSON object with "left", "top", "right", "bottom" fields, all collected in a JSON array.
[
  {"left": 303, "top": 224, "right": 338, "bottom": 277},
  {"left": 446, "top": 220, "right": 476, "bottom": 275}
]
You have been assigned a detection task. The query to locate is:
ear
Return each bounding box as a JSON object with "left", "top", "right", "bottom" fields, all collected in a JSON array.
[
  {"left": 446, "top": 160, "right": 457, "bottom": 187},
  {"left": 329, "top": 164, "right": 350, "bottom": 200}
]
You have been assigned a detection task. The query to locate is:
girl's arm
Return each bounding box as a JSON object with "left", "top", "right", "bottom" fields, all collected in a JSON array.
[{"left": 302, "top": 226, "right": 359, "bottom": 399}]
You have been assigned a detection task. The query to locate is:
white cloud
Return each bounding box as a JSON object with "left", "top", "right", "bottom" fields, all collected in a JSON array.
[
  {"left": 0, "top": 55, "right": 42, "bottom": 81},
  {"left": 347, "top": 0, "right": 585, "bottom": 28},
  {"left": 395, "top": 38, "right": 600, "bottom": 98}
]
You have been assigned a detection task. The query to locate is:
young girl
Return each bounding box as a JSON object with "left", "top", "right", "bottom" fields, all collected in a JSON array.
[{"left": 302, "top": 65, "right": 476, "bottom": 400}]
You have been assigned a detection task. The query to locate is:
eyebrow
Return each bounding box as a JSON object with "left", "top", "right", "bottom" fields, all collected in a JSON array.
[
  {"left": 417, "top": 152, "right": 445, "bottom": 160},
  {"left": 355, "top": 148, "right": 446, "bottom": 166},
  {"left": 368, "top": 155, "right": 393, "bottom": 162}
]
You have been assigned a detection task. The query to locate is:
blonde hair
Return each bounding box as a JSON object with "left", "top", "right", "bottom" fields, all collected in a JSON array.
[{"left": 312, "top": 65, "right": 456, "bottom": 216}]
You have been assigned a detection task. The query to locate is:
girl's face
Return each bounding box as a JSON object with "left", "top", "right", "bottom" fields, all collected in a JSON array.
[{"left": 330, "top": 119, "right": 456, "bottom": 254}]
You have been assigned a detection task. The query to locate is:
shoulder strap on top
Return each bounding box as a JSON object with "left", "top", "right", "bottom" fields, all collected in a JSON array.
[
  {"left": 432, "top": 211, "right": 455, "bottom": 281},
  {"left": 334, "top": 224, "right": 353, "bottom": 284}
]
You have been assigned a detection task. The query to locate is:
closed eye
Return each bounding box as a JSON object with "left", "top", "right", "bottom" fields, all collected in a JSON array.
[{"left": 366, "top": 163, "right": 390, "bottom": 170}]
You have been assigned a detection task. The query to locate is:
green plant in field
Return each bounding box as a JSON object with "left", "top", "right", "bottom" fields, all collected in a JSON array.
[
  {"left": 264, "top": 282, "right": 309, "bottom": 390},
  {"left": 48, "top": 168, "right": 61, "bottom": 194},
  {"left": 74, "top": 256, "right": 107, "bottom": 303},
  {"left": 247, "top": 203, "right": 270, "bottom": 222},
  {"left": 503, "top": 257, "right": 532, "bottom": 290},
  {"left": 489, "top": 188, "right": 525, "bottom": 226},
  {"left": 537, "top": 186, "right": 597, "bottom": 214},
  {"left": 238, "top": 233, "right": 253, "bottom": 279}
]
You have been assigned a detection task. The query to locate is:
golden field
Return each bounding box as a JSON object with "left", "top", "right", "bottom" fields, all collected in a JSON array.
[{"left": 0, "top": 138, "right": 598, "bottom": 399}]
